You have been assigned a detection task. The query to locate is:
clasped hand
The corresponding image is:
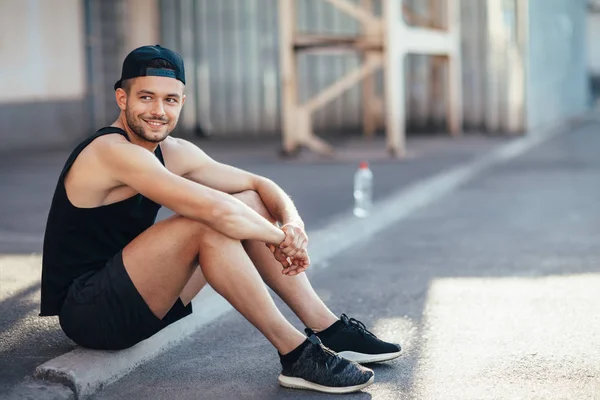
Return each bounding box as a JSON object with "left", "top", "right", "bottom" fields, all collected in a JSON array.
[{"left": 266, "top": 223, "right": 310, "bottom": 276}]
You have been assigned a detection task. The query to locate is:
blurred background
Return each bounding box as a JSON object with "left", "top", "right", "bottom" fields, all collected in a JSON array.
[{"left": 0, "top": 0, "right": 596, "bottom": 153}]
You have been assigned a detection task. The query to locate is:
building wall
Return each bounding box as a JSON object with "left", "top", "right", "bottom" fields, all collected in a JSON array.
[
  {"left": 526, "top": 0, "right": 589, "bottom": 131},
  {"left": 0, "top": 0, "right": 172, "bottom": 152},
  {"left": 0, "top": 0, "right": 88, "bottom": 151},
  {"left": 0, "top": 0, "right": 591, "bottom": 150},
  {"left": 589, "top": 12, "right": 600, "bottom": 74},
  {"left": 587, "top": 9, "right": 600, "bottom": 103}
]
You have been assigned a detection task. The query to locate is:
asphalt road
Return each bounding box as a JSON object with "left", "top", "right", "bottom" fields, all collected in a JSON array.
[{"left": 86, "top": 122, "right": 600, "bottom": 400}]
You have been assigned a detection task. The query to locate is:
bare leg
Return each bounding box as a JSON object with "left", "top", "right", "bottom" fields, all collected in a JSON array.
[
  {"left": 234, "top": 191, "right": 338, "bottom": 332},
  {"left": 180, "top": 266, "right": 206, "bottom": 306},
  {"left": 196, "top": 230, "right": 306, "bottom": 353},
  {"left": 245, "top": 242, "right": 338, "bottom": 332},
  {"left": 122, "top": 215, "right": 305, "bottom": 354}
]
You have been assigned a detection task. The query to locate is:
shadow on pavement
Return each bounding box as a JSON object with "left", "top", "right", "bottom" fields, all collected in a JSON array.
[
  {"left": 0, "top": 281, "right": 74, "bottom": 394},
  {"left": 0, "top": 282, "right": 40, "bottom": 337}
]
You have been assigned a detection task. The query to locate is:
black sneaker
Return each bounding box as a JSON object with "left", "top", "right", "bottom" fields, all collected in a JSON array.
[
  {"left": 305, "top": 314, "right": 402, "bottom": 364},
  {"left": 278, "top": 334, "right": 374, "bottom": 394}
]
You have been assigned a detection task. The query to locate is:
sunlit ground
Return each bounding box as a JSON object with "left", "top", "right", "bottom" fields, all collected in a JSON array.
[
  {"left": 0, "top": 254, "right": 61, "bottom": 353},
  {"left": 1, "top": 254, "right": 42, "bottom": 294},
  {"left": 371, "top": 274, "right": 600, "bottom": 399}
]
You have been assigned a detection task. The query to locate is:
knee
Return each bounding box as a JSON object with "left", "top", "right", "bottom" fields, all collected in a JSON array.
[
  {"left": 233, "top": 190, "right": 275, "bottom": 222},
  {"left": 172, "top": 215, "right": 235, "bottom": 248}
]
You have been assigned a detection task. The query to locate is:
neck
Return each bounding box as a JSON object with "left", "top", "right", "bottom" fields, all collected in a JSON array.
[{"left": 112, "top": 114, "right": 159, "bottom": 152}]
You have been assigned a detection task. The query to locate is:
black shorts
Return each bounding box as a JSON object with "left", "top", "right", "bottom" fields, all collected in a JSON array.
[{"left": 58, "top": 251, "right": 193, "bottom": 350}]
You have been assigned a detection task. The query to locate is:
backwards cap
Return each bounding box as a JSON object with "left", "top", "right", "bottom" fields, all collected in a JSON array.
[{"left": 114, "top": 44, "right": 186, "bottom": 90}]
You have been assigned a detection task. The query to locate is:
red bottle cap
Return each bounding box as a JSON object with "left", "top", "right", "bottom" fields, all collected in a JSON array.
[{"left": 359, "top": 161, "right": 369, "bottom": 169}]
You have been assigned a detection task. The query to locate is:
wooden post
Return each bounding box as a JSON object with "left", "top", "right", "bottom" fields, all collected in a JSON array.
[
  {"left": 361, "top": 0, "right": 377, "bottom": 138},
  {"left": 279, "top": 0, "right": 299, "bottom": 154},
  {"left": 383, "top": 0, "right": 406, "bottom": 157},
  {"left": 324, "top": 0, "right": 379, "bottom": 25},
  {"left": 429, "top": 0, "right": 439, "bottom": 28},
  {"left": 303, "top": 56, "right": 382, "bottom": 113},
  {"left": 277, "top": 0, "right": 460, "bottom": 158},
  {"left": 429, "top": 55, "right": 445, "bottom": 129},
  {"left": 446, "top": 0, "right": 462, "bottom": 136}
]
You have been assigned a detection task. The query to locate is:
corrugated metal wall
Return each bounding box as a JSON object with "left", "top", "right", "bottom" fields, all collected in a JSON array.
[
  {"left": 459, "top": 0, "right": 487, "bottom": 131},
  {"left": 160, "top": 0, "right": 283, "bottom": 136},
  {"left": 483, "top": 0, "right": 526, "bottom": 134},
  {"left": 406, "top": 0, "right": 526, "bottom": 134},
  {"left": 86, "top": 0, "right": 129, "bottom": 129},
  {"left": 159, "top": 0, "right": 527, "bottom": 138},
  {"left": 404, "top": 0, "right": 446, "bottom": 131}
]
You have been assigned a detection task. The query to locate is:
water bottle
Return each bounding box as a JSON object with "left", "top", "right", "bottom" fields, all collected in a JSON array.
[{"left": 353, "top": 161, "right": 373, "bottom": 217}]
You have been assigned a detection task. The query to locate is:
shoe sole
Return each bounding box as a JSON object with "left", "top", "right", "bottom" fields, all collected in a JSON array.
[
  {"left": 337, "top": 350, "right": 402, "bottom": 364},
  {"left": 278, "top": 374, "right": 374, "bottom": 394}
]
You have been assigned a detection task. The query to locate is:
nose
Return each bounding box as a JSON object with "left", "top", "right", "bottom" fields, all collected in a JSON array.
[{"left": 150, "top": 100, "right": 165, "bottom": 118}]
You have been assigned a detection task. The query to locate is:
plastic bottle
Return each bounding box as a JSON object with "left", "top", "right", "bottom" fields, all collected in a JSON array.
[{"left": 353, "top": 161, "right": 373, "bottom": 217}]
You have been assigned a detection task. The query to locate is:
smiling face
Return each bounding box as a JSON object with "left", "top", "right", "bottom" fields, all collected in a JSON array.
[{"left": 116, "top": 75, "right": 186, "bottom": 143}]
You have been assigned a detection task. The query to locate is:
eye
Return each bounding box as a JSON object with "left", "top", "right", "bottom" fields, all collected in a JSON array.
[
  {"left": 140, "top": 96, "right": 152, "bottom": 100},
  {"left": 166, "top": 98, "right": 178, "bottom": 104}
]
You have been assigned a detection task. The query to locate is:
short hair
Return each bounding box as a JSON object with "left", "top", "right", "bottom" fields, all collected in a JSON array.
[{"left": 120, "top": 58, "right": 176, "bottom": 93}]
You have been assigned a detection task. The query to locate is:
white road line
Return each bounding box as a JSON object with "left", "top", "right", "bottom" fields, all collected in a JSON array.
[{"left": 308, "top": 119, "right": 569, "bottom": 266}]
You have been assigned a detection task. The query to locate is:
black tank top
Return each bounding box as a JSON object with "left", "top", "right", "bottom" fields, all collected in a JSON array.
[{"left": 39, "top": 127, "right": 164, "bottom": 316}]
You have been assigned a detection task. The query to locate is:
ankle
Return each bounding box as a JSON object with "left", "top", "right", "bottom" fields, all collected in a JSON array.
[
  {"left": 275, "top": 332, "right": 307, "bottom": 355},
  {"left": 279, "top": 337, "right": 310, "bottom": 364},
  {"left": 308, "top": 314, "right": 339, "bottom": 333}
]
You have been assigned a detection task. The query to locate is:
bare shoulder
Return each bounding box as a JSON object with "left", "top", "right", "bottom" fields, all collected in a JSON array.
[
  {"left": 160, "top": 136, "right": 212, "bottom": 176},
  {"left": 160, "top": 136, "right": 205, "bottom": 155},
  {"left": 77, "top": 134, "right": 167, "bottom": 188},
  {"left": 65, "top": 133, "right": 141, "bottom": 207},
  {"left": 84, "top": 133, "right": 132, "bottom": 159},
  {"left": 69, "top": 133, "right": 129, "bottom": 174}
]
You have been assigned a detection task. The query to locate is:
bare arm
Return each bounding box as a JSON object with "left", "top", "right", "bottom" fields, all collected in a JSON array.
[
  {"left": 174, "top": 139, "right": 310, "bottom": 274},
  {"left": 177, "top": 139, "right": 304, "bottom": 228},
  {"left": 99, "top": 139, "right": 285, "bottom": 244},
  {"left": 253, "top": 178, "right": 304, "bottom": 229}
]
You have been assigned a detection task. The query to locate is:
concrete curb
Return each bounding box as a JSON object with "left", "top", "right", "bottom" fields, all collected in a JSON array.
[
  {"left": 34, "top": 288, "right": 229, "bottom": 398},
  {"left": 33, "top": 115, "right": 588, "bottom": 399},
  {"left": 7, "top": 380, "right": 75, "bottom": 400}
]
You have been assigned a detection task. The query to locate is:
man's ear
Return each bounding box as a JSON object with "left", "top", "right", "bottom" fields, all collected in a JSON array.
[
  {"left": 115, "top": 88, "right": 128, "bottom": 111},
  {"left": 181, "top": 94, "right": 187, "bottom": 107}
]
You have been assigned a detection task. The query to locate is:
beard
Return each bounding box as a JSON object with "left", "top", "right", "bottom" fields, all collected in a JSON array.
[{"left": 125, "top": 107, "right": 174, "bottom": 143}]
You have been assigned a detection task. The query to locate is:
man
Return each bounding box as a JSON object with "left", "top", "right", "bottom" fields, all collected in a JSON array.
[{"left": 40, "top": 45, "right": 401, "bottom": 394}]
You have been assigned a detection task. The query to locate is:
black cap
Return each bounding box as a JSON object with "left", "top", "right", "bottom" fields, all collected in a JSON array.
[{"left": 114, "top": 44, "right": 186, "bottom": 90}]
